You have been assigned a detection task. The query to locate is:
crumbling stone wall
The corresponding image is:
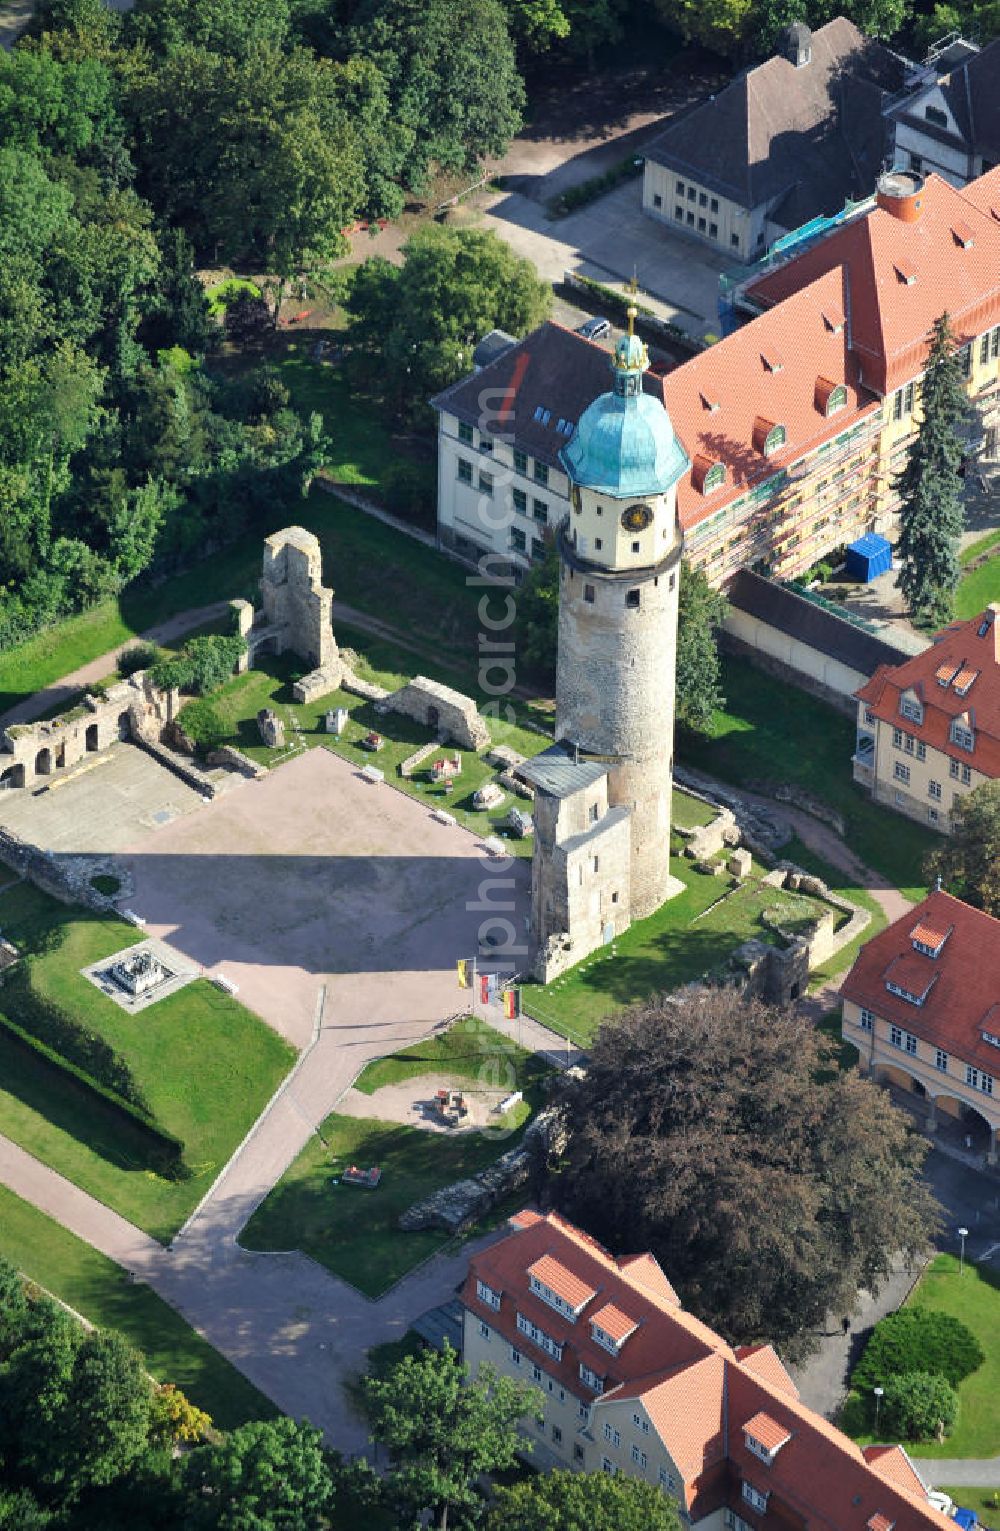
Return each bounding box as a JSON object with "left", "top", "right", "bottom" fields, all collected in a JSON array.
[
  {"left": 259, "top": 526, "right": 336, "bottom": 671},
  {"left": 0, "top": 672, "right": 179, "bottom": 792},
  {"left": 0, "top": 827, "right": 127, "bottom": 912},
  {"left": 383, "top": 676, "right": 489, "bottom": 751}
]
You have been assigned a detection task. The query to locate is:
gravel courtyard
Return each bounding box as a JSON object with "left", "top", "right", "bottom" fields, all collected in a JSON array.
[{"left": 116, "top": 748, "right": 532, "bottom": 1049}]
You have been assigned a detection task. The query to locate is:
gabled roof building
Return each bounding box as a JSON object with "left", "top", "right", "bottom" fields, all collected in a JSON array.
[
  {"left": 853, "top": 603, "right": 1000, "bottom": 828},
  {"left": 432, "top": 166, "right": 1000, "bottom": 589},
  {"left": 841, "top": 889, "right": 1000, "bottom": 1161},
  {"left": 887, "top": 35, "right": 1000, "bottom": 188},
  {"left": 641, "top": 18, "right": 907, "bottom": 260},
  {"left": 462, "top": 1208, "right": 953, "bottom": 1526}
]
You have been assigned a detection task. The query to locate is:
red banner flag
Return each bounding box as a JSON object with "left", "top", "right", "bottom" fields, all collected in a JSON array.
[{"left": 480, "top": 974, "right": 490, "bottom": 1005}]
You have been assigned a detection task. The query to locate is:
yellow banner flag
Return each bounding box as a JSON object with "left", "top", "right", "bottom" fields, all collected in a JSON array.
[{"left": 457, "top": 958, "right": 470, "bottom": 989}]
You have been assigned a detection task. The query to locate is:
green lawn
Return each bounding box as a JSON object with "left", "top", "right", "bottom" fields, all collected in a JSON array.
[
  {"left": 842, "top": 1255, "right": 1000, "bottom": 1459},
  {"left": 0, "top": 1185, "right": 276, "bottom": 1429},
  {"left": 177, "top": 651, "right": 547, "bottom": 855},
  {"left": 955, "top": 552, "right": 1000, "bottom": 619},
  {"left": 353, "top": 1014, "right": 550, "bottom": 1097},
  {"left": 671, "top": 788, "right": 718, "bottom": 830},
  {"left": 0, "top": 882, "right": 295, "bottom": 1241},
  {"left": 779, "top": 834, "right": 888, "bottom": 990},
  {"left": 522, "top": 851, "right": 832, "bottom": 1044},
  {"left": 241, "top": 1019, "right": 549, "bottom": 1296},
  {"left": 961, "top": 529, "right": 1000, "bottom": 566},
  {"left": 939, "top": 1488, "right": 1000, "bottom": 1527},
  {"left": 680, "top": 656, "right": 935, "bottom": 901}
]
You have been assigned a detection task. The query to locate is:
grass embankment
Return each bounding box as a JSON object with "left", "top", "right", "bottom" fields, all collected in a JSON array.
[
  {"left": 954, "top": 542, "right": 1000, "bottom": 619},
  {"left": 523, "top": 836, "right": 832, "bottom": 1045},
  {"left": 241, "top": 1019, "right": 550, "bottom": 1297},
  {"left": 680, "top": 656, "right": 935, "bottom": 901},
  {"left": 0, "top": 1184, "right": 276, "bottom": 1429},
  {"left": 0, "top": 881, "right": 294, "bottom": 1242}
]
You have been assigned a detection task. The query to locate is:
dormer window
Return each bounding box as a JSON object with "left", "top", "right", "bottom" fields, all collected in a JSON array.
[
  {"left": 476, "top": 1279, "right": 502, "bottom": 1311},
  {"left": 822, "top": 308, "right": 845, "bottom": 334},
  {"left": 742, "top": 1483, "right": 769, "bottom": 1514},
  {"left": 753, "top": 418, "right": 786, "bottom": 456},
  {"left": 953, "top": 667, "right": 979, "bottom": 696},
  {"left": 825, "top": 384, "right": 847, "bottom": 415},
  {"left": 760, "top": 347, "right": 784, "bottom": 373},
  {"left": 692, "top": 455, "right": 726, "bottom": 495},
  {"left": 899, "top": 693, "right": 923, "bottom": 725},
  {"left": 742, "top": 1412, "right": 791, "bottom": 1465},
  {"left": 909, "top": 920, "right": 951, "bottom": 959},
  {"left": 952, "top": 220, "right": 975, "bottom": 249},
  {"left": 527, "top": 1256, "right": 595, "bottom": 1321},
  {"left": 936, "top": 662, "right": 960, "bottom": 687},
  {"left": 868, "top": 1514, "right": 895, "bottom": 1531},
  {"left": 951, "top": 718, "right": 975, "bottom": 751},
  {"left": 590, "top": 1303, "right": 639, "bottom": 1355},
  {"left": 893, "top": 258, "right": 917, "bottom": 286},
  {"left": 700, "top": 391, "right": 720, "bottom": 412},
  {"left": 579, "top": 1362, "right": 604, "bottom": 1393}
]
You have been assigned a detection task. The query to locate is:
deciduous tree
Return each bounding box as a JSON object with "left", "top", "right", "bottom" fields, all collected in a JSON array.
[
  {"left": 346, "top": 226, "right": 551, "bottom": 417},
  {"left": 675, "top": 560, "right": 727, "bottom": 734},
  {"left": 896, "top": 313, "right": 968, "bottom": 626},
  {"left": 180, "top": 1417, "right": 335, "bottom": 1529},
  {"left": 364, "top": 1341, "right": 542, "bottom": 1531},
  {"left": 553, "top": 989, "right": 940, "bottom": 1351},
  {"left": 925, "top": 779, "right": 1000, "bottom": 916},
  {"left": 882, "top": 1371, "right": 959, "bottom": 1441},
  {"left": 487, "top": 1468, "right": 682, "bottom": 1530},
  {"left": 350, "top": 0, "right": 525, "bottom": 186}
]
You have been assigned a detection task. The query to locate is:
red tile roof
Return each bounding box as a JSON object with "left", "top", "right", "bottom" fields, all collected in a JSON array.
[
  {"left": 617, "top": 1251, "right": 681, "bottom": 1306},
  {"left": 856, "top": 606, "right": 1000, "bottom": 778},
  {"left": 464, "top": 1213, "right": 951, "bottom": 1529},
  {"left": 909, "top": 921, "right": 950, "bottom": 950},
  {"left": 864, "top": 1445, "right": 929, "bottom": 1500},
  {"left": 527, "top": 1252, "right": 597, "bottom": 1311},
  {"left": 657, "top": 267, "right": 879, "bottom": 534},
  {"left": 743, "top": 1409, "right": 793, "bottom": 1452},
  {"left": 841, "top": 890, "right": 1000, "bottom": 1070},
  {"left": 734, "top": 1343, "right": 799, "bottom": 1399},
  {"left": 590, "top": 1301, "right": 639, "bottom": 1344},
  {"left": 746, "top": 170, "right": 1000, "bottom": 396},
  {"left": 869, "top": 1514, "right": 896, "bottom": 1531}
]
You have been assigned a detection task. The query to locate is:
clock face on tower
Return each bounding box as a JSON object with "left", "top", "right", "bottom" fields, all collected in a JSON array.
[{"left": 621, "top": 503, "right": 653, "bottom": 531}]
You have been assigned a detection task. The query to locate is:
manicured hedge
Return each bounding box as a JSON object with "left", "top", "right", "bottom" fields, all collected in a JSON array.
[{"left": 852, "top": 1307, "right": 985, "bottom": 1391}]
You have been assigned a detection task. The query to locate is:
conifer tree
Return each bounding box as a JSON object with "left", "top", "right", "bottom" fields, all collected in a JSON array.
[{"left": 895, "top": 313, "right": 969, "bottom": 627}]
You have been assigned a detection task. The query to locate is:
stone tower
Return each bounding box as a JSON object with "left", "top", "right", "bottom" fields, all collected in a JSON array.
[{"left": 554, "top": 314, "right": 690, "bottom": 918}]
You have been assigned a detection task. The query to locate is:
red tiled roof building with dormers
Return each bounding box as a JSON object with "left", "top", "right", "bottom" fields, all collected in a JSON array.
[
  {"left": 841, "top": 889, "right": 1000, "bottom": 1161},
  {"left": 461, "top": 1209, "right": 954, "bottom": 1528},
  {"left": 852, "top": 603, "right": 1000, "bottom": 828}
]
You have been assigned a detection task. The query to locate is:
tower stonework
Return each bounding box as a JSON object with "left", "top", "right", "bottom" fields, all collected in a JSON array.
[{"left": 525, "top": 315, "right": 690, "bottom": 980}]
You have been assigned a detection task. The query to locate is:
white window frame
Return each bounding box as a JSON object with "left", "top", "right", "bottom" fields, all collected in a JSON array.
[{"left": 860, "top": 1008, "right": 874, "bottom": 1032}]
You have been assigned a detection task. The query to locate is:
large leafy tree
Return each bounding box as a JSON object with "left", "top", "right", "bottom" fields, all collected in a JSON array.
[
  {"left": 180, "top": 1417, "right": 336, "bottom": 1530},
  {"left": 128, "top": 43, "right": 364, "bottom": 265},
  {"left": 487, "top": 1469, "right": 682, "bottom": 1530},
  {"left": 346, "top": 226, "right": 551, "bottom": 417},
  {"left": 364, "top": 1341, "right": 541, "bottom": 1531},
  {"left": 350, "top": 0, "right": 525, "bottom": 187},
  {"left": 675, "top": 560, "right": 727, "bottom": 734},
  {"left": 926, "top": 779, "right": 1000, "bottom": 916},
  {"left": 127, "top": 0, "right": 292, "bottom": 57},
  {"left": 896, "top": 313, "right": 969, "bottom": 627},
  {"left": 553, "top": 989, "right": 940, "bottom": 1351}
]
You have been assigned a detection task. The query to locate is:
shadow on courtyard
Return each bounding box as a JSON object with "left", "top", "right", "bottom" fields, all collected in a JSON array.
[{"left": 87, "top": 850, "right": 533, "bottom": 978}]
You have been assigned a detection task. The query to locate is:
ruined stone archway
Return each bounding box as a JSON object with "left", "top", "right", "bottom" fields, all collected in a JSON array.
[
  {"left": 35, "top": 747, "right": 52, "bottom": 777},
  {"left": 117, "top": 711, "right": 131, "bottom": 741},
  {"left": 0, "top": 763, "right": 25, "bottom": 790},
  {"left": 86, "top": 723, "right": 99, "bottom": 752}
]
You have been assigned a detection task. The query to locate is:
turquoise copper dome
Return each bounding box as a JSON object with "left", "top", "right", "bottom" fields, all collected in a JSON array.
[{"left": 560, "top": 319, "right": 689, "bottom": 499}]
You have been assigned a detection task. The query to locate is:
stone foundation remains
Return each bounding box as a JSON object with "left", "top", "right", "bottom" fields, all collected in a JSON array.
[
  {"left": 398, "top": 1107, "right": 564, "bottom": 1235},
  {"left": 381, "top": 676, "right": 489, "bottom": 751}
]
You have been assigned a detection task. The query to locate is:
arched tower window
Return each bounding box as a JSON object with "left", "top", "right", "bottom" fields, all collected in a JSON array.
[
  {"left": 763, "top": 423, "right": 786, "bottom": 455},
  {"left": 704, "top": 462, "right": 726, "bottom": 492},
  {"left": 825, "top": 384, "right": 847, "bottom": 415}
]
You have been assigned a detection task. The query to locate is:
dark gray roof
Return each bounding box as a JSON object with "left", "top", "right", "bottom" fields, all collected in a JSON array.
[
  {"left": 473, "top": 329, "right": 517, "bottom": 369},
  {"left": 887, "top": 39, "right": 1000, "bottom": 158},
  {"left": 410, "top": 1300, "right": 463, "bottom": 1355},
  {"left": 432, "top": 322, "right": 615, "bottom": 469},
  {"left": 645, "top": 16, "right": 905, "bottom": 221},
  {"left": 517, "top": 744, "right": 609, "bottom": 799},
  {"left": 726, "top": 569, "right": 914, "bottom": 675}
]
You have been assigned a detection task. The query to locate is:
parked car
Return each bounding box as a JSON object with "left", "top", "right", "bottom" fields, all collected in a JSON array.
[
  {"left": 927, "top": 1491, "right": 955, "bottom": 1517},
  {"left": 953, "top": 1510, "right": 978, "bottom": 1529},
  {"left": 576, "top": 317, "right": 612, "bottom": 341}
]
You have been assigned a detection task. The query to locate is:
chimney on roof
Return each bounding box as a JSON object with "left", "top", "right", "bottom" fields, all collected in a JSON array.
[
  {"left": 876, "top": 169, "right": 925, "bottom": 222},
  {"left": 781, "top": 20, "right": 812, "bottom": 66}
]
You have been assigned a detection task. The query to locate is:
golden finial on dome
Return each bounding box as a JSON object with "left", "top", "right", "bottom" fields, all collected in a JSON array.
[{"left": 627, "top": 304, "right": 637, "bottom": 337}]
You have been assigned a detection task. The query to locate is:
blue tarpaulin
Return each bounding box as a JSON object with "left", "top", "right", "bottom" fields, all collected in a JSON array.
[{"left": 845, "top": 533, "right": 893, "bottom": 583}]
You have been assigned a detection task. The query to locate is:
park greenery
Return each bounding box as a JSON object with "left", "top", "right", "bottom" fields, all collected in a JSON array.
[
  {"left": 853, "top": 1306, "right": 985, "bottom": 1390},
  {"left": 896, "top": 314, "right": 969, "bottom": 628},
  {"left": 926, "top": 779, "right": 1000, "bottom": 917},
  {"left": 487, "top": 1470, "right": 682, "bottom": 1531},
  {"left": 344, "top": 225, "right": 552, "bottom": 420},
  {"left": 552, "top": 987, "right": 941, "bottom": 1352}
]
